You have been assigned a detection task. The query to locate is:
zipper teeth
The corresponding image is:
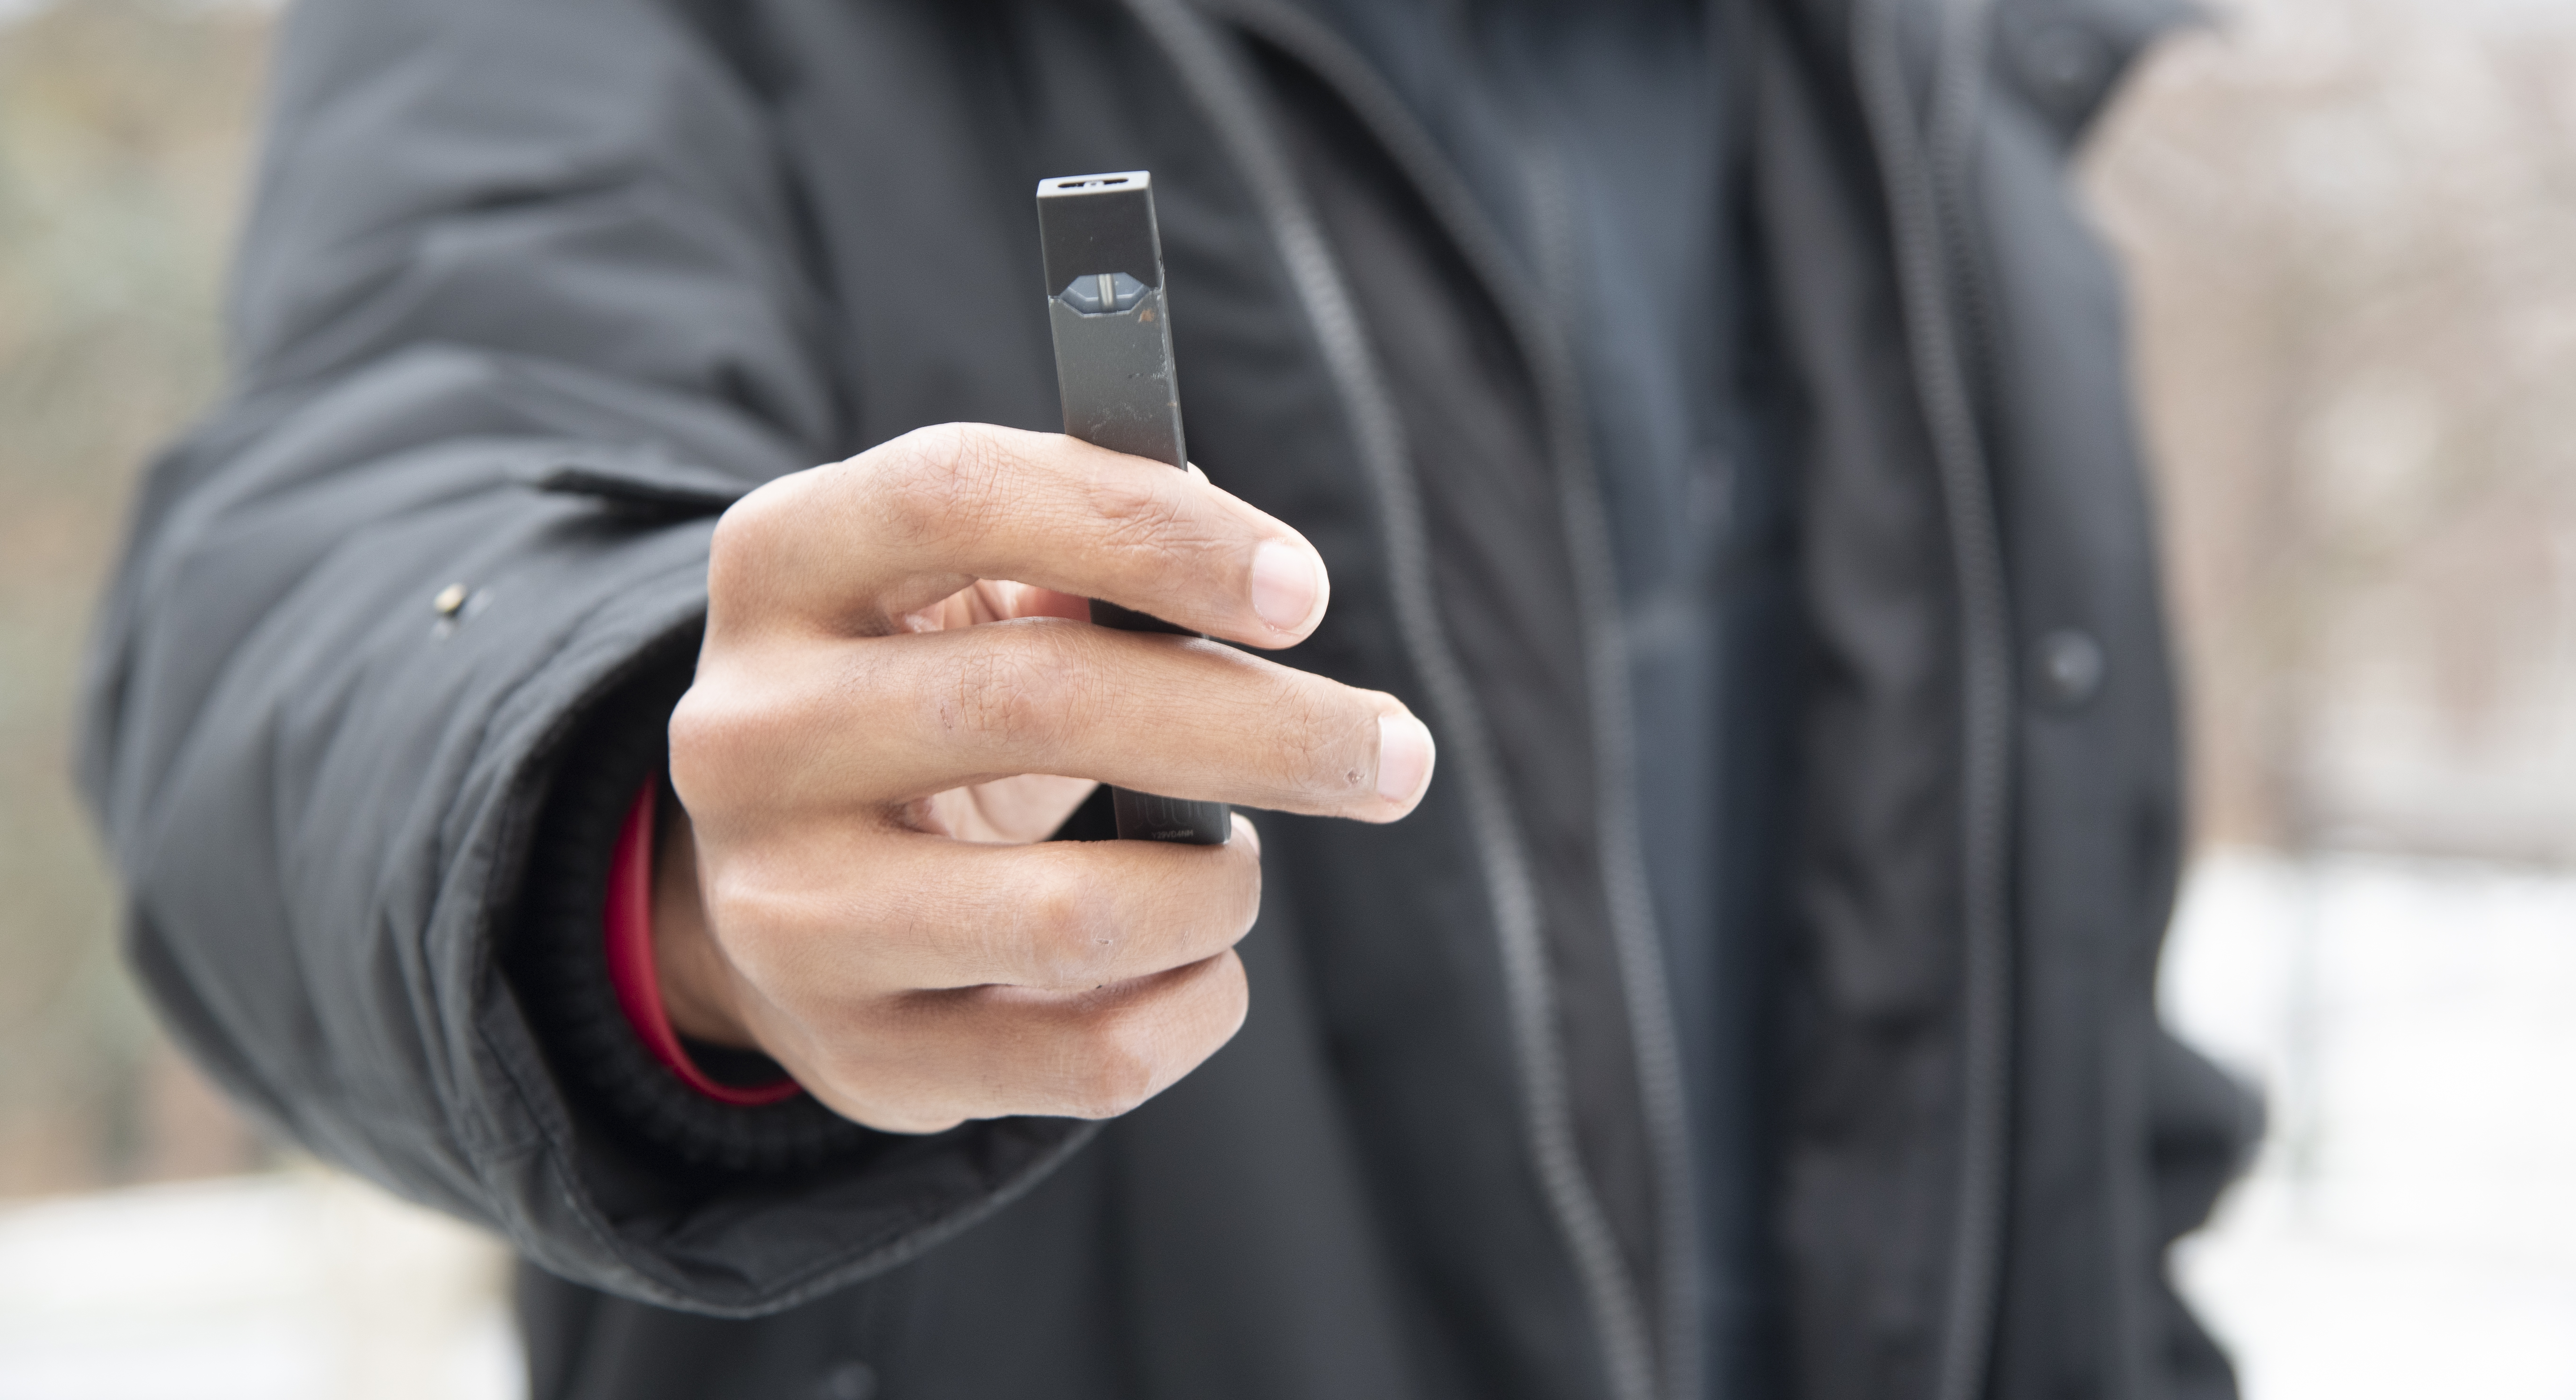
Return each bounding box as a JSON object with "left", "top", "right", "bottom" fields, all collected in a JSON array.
[
  {"left": 1116, "top": 3, "right": 1669, "bottom": 1398},
  {"left": 1521, "top": 144, "right": 1707, "bottom": 1400},
  {"left": 1199, "top": 14, "right": 1708, "bottom": 1397},
  {"left": 1852, "top": 5, "right": 2015, "bottom": 1400},
  {"left": 1209, "top": 7, "right": 1706, "bottom": 1391}
]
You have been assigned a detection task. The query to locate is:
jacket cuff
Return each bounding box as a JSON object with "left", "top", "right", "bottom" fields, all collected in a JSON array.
[{"left": 504, "top": 646, "right": 877, "bottom": 1172}]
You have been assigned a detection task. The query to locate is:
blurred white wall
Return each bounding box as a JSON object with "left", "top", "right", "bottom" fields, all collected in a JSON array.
[
  {"left": 0, "top": 1171, "right": 519, "bottom": 1400},
  {"left": 2166, "top": 853, "right": 2576, "bottom": 1400}
]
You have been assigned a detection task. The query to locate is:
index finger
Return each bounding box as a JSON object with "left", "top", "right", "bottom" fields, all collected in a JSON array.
[{"left": 711, "top": 423, "right": 1329, "bottom": 649}]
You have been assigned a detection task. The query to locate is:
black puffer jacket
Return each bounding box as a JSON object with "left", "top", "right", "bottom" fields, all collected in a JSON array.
[{"left": 79, "top": 0, "right": 2258, "bottom": 1397}]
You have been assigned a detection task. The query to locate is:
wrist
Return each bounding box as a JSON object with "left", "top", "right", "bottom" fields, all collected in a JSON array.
[
  {"left": 603, "top": 777, "right": 795, "bottom": 1106},
  {"left": 648, "top": 794, "right": 757, "bottom": 1048}
]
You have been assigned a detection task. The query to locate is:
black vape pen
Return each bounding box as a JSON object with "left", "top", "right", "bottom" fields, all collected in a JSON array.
[{"left": 1036, "top": 171, "right": 1231, "bottom": 845}]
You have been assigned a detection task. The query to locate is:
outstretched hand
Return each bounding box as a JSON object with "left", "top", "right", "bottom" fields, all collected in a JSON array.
[{"left": 653, "top": 423, "right": 1436, "bottom": 1134}]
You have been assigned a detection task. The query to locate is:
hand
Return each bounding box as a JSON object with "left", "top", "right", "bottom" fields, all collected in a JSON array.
[{"left": 654, "top": 423, "right": 1436, "bottom": 1134}]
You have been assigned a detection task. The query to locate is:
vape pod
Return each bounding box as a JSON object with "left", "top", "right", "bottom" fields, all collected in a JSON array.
[{"left": 1037, "top": 171, "right": 1232, "bottom": 845}]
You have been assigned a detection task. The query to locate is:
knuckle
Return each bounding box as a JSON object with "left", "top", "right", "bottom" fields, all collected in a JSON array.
[
  {"left": 1227, "top": 853, "right": 1264, "bottom": 941},
  {"left": 665, "top": 687, "right": 747, "bottom": 802},
  {"left": 666, "top": 681, "right": 803, "bottom": 811},
  {"left": 808, "top": 1045, "right": 900, "bottom": 1109},
  {"left": 1064, "top": 962, "right": 1247, "bottom": 1119},
  {"left": 1021, "top": 861, "right": 1117, "bottom": 986},
  {"left": 875, "top": 423, "right": 1015, "bottom": 552},
  {"left": 700, "top": 874, "right": 808, "bottom": 989},
  {"left": 706, "top": 485, "right": 789, "bottom": 606},
  {"left": 1086, "top": 468, "right": 1195, "bottom": 556},
  {"left": 810, "top": 1060, "right": 968, "bottom": 1136},
  {"left": 1274, "top": 679, "right": 1372, "bottom": 802},
  {"left": 942, "top": 633, "right": 1076, "bottom": 751},
  {"left": 1206, "top": 955, "right": 1251, "bottom": 1037},
  {"left": 1067, "top": 1018, "right": 1163, "bottom": 1119}
]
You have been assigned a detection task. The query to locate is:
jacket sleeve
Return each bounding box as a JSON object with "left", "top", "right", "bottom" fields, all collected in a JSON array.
[{"left": 76, "top": 0, "right": 1088, "bottom": 1317}]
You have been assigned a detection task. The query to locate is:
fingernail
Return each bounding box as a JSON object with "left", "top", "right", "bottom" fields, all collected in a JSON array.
[
  {"left": 1375, "top": 714, "right": 1436, "bottom": 807},
  {"left": 1230, "top": 814, "right": 1261, "bottom": 854},
  {"left": 1250, "top": 539, "right": 1324, "bottom": 634}
]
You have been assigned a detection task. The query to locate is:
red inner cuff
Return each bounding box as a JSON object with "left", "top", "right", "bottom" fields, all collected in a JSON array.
[{"left": 604, "top": 777, "right": 801, "bottom": 1107}]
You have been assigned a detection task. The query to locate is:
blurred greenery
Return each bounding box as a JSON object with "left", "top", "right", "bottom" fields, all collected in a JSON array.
[{"left": 0, "top": 0, "right": 269, "bottom": 1196}]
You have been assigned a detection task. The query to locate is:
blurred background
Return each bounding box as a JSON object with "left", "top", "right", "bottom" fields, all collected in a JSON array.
[{"left": 1, "top": 0, "right": 2571, "bottom": 1395}]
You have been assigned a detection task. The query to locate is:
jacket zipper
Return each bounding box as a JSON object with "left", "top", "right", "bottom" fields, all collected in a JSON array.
[
  {"left": 1518, "top": 132, "right": 1707, "bottom": 1400},
  {"left": 1851, "top": 4, "right": 2016, "bottom": 1400},
  {"left": 1118, "top": 2, "right": 1695, "bottom": 1398}
]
